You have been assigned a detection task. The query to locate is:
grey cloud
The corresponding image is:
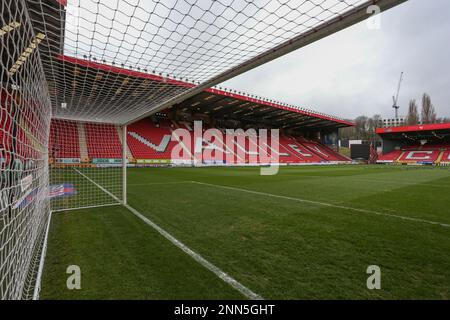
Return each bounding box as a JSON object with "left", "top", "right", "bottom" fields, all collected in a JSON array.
[{"left": 221, "top": 0, "right": 450, "bottom": 120}]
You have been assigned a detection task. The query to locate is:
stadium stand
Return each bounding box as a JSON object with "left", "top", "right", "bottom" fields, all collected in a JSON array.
[
  {"left": 46, "top": 118, "right": 350, "bottom": 165},
  {"left": 277, "top": 136, "right": 311, "bottom": 164},
  {"left": 128, "top": 119, "right": 348, "bottom": 165},
  {"left": 1, "top": 89, "right": 48, "bottom": 165},
  {"left": 0, "top": 89, "right": 13, "bottom": 161},
  {"left": 127, "top": 119, "right": 175, "bottom": 160},
  {"left": 295, "top": 137, "right": 348, "bottom": 162},
  {"left": 48, "top": 120, "right": 124, "bottom": 161},
  {"left": 49, "top": 120, "right": 80, "bottom": 159},
  {"left": 85, "top": 123, "right": 122, "bottom": 159},
  {"left": 441, "top": 150, "right": 450, "bottom": 163},
  {"left": 376, "top": 123, "right": 450, "bottom": 165},
  {"left": 283, "top": 138, "right": 323, "bottom": 163},
  {"left": 377, "top": 149, "right": 403, "bottom": 162},
  {"left": 314, "top": 140, "right": 350, "bottom": 161},
  {"left": 397, "top": 147, "right": 441, "bottom": 164},
  {"left": 378, "top": 146, "right": 447, "bottom": 164}
]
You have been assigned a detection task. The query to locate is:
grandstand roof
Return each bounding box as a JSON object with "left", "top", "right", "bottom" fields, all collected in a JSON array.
[
  {"left": 22, "top": 0, "right": 406, "bottom": 125},
  {"left": 173, "top": 87, "right": 353, "bottom": 130},
  {"left": 377, "top": 123, "right": 450, "bottom": 139}
]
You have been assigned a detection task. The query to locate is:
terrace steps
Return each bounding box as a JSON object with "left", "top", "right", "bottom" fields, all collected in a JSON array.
[
  {"left": 77, "top": 122, "right": 89, "bottom": 162},
  {"left": 395, "top": 151, "right": 405, "bottom": 163},
  {"left": 116, "top": 126, "right": 134, "bottom": 161}
]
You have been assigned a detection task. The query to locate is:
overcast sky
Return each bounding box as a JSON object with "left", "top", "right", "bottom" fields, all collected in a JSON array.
[{"left": 222, "top": 0, "right": 450, "bottom": 120}]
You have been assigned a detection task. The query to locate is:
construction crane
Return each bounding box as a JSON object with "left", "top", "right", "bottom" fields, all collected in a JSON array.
[{"left": 392, "top": 72, "right": 404, "bottom": 119}]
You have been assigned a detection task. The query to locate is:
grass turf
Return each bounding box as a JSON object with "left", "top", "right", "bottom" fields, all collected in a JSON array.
[
  {"left": 42, "top": 165, "right": 450, "bottom": 299},
  {"left": 40, "top": 205, "right": 244, "bottom": 299}
]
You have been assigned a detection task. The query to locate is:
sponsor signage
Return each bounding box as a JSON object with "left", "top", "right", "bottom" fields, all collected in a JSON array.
[
  {"left": 92, "top": 158, "right": 123, "bottom": 164},
  {"left": 136, "top": 159, "right": 171, "bottom": 164},
  {"left": 418, "top": 161, "right": 434, "bottom": 165},
  {"left": 20, "top": 174, "right": 33, "bottom": 192},
  {"left": 12, "top": 187, "right": 40, "bottom": 210},
  {"left": 49, "top": 183, "right": 77, "bottom": 198},
  {"left": 55, "top": 158, "right": 81, "bottom": 164},
  {"left": 171, "top": 159, "right": 194, "bottom": 165},
  {"left": 203, "top": 160, "right": 226, "bottom": 165}
]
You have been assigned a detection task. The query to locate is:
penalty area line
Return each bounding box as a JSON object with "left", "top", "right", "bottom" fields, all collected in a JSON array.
[
  {"left": 190, "top": 181, "right": 450, "bottom": 228},
  {"left": 73, "top": 168, "right": 263, "bottom": 300}
]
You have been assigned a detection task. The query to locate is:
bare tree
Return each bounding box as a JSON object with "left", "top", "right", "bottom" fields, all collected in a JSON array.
[
  {"left": 372, "top": 114, "right": 382, "bottom": 130},
  {"left": 339, "top": 125, "right": 356, "bottom": 140},
  {"left": 421, "top": 93, "right": 437, "bottom": 124},
  {"left": 406, "top": 99, "right": 419, "bottom": 125},
  {"left": 341, "top": 115, "right": 382, "bottom": 141},
  {"left": 355, "top": 116, "right": 369, "bottom": 139}
]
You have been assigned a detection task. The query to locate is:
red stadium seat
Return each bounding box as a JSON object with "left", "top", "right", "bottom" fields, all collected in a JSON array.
[
  {"left": 377, "top": 150, "right": 403, "bottom": 162},
  {"left": 378, "top": 144, "right": 450, "bottom": 164},
  {"left": 49, "top": 120, "right": 81, "bottom": 159},
  {"left": 85, "top": 123, "right": 122, "bottom": 159},
  {"left": 127, "top": 119, "right": 177, "bottom": 159}
]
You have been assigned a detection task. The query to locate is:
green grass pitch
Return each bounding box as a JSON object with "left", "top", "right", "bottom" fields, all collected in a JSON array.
[{"left": 41, "top": 165, "right": 450, "bottom": 299}]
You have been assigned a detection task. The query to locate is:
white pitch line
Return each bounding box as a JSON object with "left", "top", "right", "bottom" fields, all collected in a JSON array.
[
  {"left": 347, "top": 177, "right": 450, "bottom": 189},
  {"left": 73, "top": 168, "right": 262, "bottom": 300},
  {"left": 190, "top": 181, "right": 450, "bottom": 228},
  {"left": 125, "top": 204, "right": 263, "bottom": 300},
  {"left": 33, "top": 211, "right": 52, "bottom": 300},
  {"left": 73, "top": 168, "right": 121, "bottom": 202},
  {"left": 128, "top": 181, "right": 191, "bottom": 186},
  {"left": 282, "top": 173, "right": 450, "bottom": 189}
]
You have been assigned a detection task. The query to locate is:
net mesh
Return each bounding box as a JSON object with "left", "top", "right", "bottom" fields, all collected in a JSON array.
[
  {"left": 1, "top": 0, "right": 52, "bottom": 300},
  {"left": 27, "top": 0, "right": 370, "bottom": 124},
  {"left": 49, "top": 119, "right": 123, "bottom": 211}
]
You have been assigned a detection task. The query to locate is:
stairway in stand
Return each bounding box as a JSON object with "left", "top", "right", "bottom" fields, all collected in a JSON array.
[
  {"left": 77, "top": 122, "right": 89, "bottom": 162},
  {"left": 117, "top": 126, "right": 134, "bottom": 162},
  {"left": 395, "top": 151, "right": 405, "bottom": 163}
]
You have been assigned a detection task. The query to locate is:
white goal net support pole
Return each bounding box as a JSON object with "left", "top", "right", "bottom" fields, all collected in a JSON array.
[{"left": 122, "top": 125, "right": 127, "bottom": 206}]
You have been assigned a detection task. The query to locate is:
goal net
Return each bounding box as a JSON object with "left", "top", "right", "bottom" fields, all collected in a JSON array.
[
  {"left": 1, "top": 0, "right": 405, "bottom": 300},
  {"left": 49, "top": 119, "right": 125, "bottom": 212}
]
